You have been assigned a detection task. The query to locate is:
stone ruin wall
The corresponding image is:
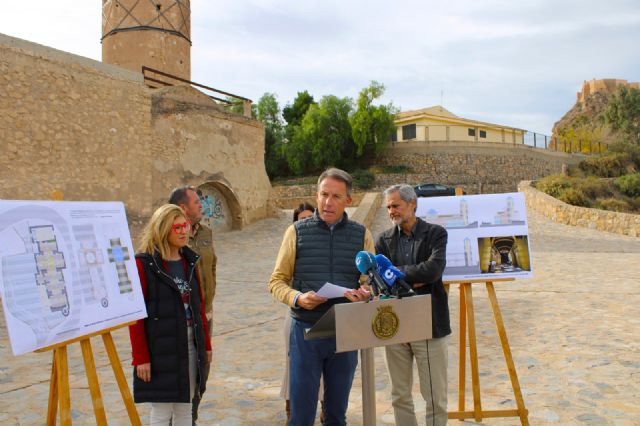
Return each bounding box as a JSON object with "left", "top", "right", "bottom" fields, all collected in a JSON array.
[
  {"left": 0, "top": 34, "right": 154, "bottom": 217},
  {"left": 0, "top": 33, "right": 272, "bottom": 228},
  {"left": 149, "top": 85, "right": 273, "bottom": 227}
]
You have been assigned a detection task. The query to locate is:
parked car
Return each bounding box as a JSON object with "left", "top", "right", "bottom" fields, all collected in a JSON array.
[{"left": 414, "top": 183, "right": 457, "bottom": 197}]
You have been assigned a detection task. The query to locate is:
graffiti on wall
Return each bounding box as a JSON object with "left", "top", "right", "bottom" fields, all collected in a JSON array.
[
  {"left": 201, "top": 194, "right": 224, "bottom": 222},
  {"left": 197, "top": 187, "right": 231, "bottom": 231}
]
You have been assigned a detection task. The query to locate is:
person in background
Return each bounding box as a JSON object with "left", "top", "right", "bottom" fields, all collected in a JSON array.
[{"left": 129, "top": 204, "right": 212, "bottom": 426}]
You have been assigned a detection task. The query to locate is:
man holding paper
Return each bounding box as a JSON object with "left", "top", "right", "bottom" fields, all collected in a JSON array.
[{"left": 268, "top": 168, "right": 374, "bottom": 426}]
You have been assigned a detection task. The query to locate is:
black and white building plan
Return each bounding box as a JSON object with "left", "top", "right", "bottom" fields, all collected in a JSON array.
[{"left": 0, "top": 201, "right": 146, "bottom": 356}]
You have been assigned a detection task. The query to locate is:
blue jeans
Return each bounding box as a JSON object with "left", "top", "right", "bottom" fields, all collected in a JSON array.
[{"left": 289, "top": 318, "right": 358, "bottom": 426}]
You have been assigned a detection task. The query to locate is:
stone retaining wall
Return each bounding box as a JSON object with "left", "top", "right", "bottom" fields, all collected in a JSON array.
[
  {"left": 519, "top": 180, "right": 640, "bottom": 237},
  {"left": 350, "top": 192, "right": 381, "bottom": 229},
  {"left": 270, "top": 185, "right": 380, "bottom": 229},
  {"left": 272, "top": 177, "right": 506, "bottom": 201},
  {"left": 272, "top": 192, "right": 365, "bottom": 210},
  {"left": 381, "top": 141, "right": 583, "bottom": 193}
]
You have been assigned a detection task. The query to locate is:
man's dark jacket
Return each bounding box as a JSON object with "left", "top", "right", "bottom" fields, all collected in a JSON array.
[{"left": 375, "top": 217, "right": 451, "bottom": 338}]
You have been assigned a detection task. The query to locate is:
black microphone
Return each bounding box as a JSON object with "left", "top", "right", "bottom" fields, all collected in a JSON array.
[
  {"left": 375, "top": 254, "right": 415, "bottom": 296},
  {"left": 355, "top": 251, "right": 389, "bottom": 297}
]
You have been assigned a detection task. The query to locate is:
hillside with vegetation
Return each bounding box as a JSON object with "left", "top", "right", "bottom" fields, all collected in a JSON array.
[{"left": 539, "top": 85, "right": 640, "bottom": 213}]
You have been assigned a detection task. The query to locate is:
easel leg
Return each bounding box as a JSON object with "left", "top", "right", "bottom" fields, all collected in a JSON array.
[
  {"left": 47, "top": 352, "right": 58, "bottom": 426},
  {"left": 80, "top": 339, "right": 108, "bottom": 425},
  {"left": 463, "top": 283, "right": 483, "bottom": 422},
  {"left": 102, "top": 333, "right": 142, "bottom": 426},
  {"left": 458, "top": 284, "right": 467, "bottom": 416},
  {"left": 486, "top": 283, "right": 529, "bottom": 426},
  {"left": 55, "top": 346, "right": 72, "bottom": 425}
]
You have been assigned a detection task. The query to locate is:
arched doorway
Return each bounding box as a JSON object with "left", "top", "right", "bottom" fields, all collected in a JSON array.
[{"left": 196, "top": 181, "right": 242, "bottom": 233}]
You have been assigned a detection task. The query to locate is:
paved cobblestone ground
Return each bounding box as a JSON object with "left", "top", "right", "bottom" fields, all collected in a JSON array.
[{"left": 1, "top": 207, "right": 639, "bottom": 425}]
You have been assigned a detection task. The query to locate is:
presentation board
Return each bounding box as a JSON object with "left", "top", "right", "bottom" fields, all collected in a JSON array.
[
  {"left": 416, "top": 192, "right": 533, "bottom": 281},
  {"left": 0, "top": 200, "right": 147, "bottom": 355}
]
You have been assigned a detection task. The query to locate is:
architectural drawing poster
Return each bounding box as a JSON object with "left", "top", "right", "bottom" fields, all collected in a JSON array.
[
  {"left": 416, "top": 192, "right": 533, "bottom": 281},
  {"left": 0, "top": 200, "right": 146, "bottom": 356}
]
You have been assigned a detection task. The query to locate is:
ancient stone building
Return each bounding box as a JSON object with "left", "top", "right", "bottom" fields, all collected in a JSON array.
[
  {"left": 576, "top": 78, "right": 640, "bottom": 103},
  {"left": 102, "top": 0, "right": 191, "bottom": 80},
  {"left": 0, "top": 29, "right": 272, "bottom": 232}
]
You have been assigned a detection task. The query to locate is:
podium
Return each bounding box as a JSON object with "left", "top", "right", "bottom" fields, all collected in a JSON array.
[{"left": 305, "top": 295, "right": 432, "bottom": 426}]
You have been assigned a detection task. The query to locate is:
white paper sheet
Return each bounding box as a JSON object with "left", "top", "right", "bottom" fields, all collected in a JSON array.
[{"left": 316, "top": 282, "right": 352, "bottom": 298}]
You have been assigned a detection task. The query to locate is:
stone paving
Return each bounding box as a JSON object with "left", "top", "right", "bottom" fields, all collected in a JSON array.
[{"left": 1, "top": 206, "right": 639, "bottom": 425}]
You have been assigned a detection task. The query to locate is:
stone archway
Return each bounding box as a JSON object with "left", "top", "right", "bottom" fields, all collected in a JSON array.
[{"left": 196, "top": 181, "right": 243, "bottom": 232}]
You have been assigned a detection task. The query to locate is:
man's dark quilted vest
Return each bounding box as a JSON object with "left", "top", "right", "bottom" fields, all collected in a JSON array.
[{"left": 291, "top": 213, "right": 365, "bottom": 323}]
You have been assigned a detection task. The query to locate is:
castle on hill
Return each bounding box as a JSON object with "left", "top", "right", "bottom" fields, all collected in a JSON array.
[{"left": 576, "top": 78, "right": 639, "bottom": 103}]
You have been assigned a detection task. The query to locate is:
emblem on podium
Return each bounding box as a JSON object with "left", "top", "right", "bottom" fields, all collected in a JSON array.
[{"left": 372, "top": 305, "right": 399, "bottom": 339}]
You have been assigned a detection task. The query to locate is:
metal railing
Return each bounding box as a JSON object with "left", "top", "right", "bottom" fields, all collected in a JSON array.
[{"left": 141, "top": 66, "right": 253, "bottom": 117}]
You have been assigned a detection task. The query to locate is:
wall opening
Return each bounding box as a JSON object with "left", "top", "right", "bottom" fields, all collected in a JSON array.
[{"left": 196, "top": 181, "right": 242, "bottom": 232}]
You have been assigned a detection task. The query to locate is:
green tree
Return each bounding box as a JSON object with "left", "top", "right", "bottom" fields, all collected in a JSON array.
[
  {"left": 605, "top": 85, "right": 640, "bottom": 144},
  {"left": 283, "top": 90, "right": 316, "bottom": 126},
  {"left": 285, "top": 95, "right": 354, "bottom": 175},
  {"left": 350, "top": 81, "right": 397, "bottom": 159},
  {"left": 255, "top": 93, "right": 288, "bottom": 177}
]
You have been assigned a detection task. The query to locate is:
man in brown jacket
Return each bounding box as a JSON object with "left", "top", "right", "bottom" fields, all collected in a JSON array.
[{"left": 169, "top": 186, "right": 217, "bottom": 425}]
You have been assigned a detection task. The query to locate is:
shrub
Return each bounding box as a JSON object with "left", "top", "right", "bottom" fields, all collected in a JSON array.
[
  {"left": 351, "top": 169, "right": 376, "bottom": 190},
  {"left": 596, "top": 198, "right": 632, "bottom": 213},
  {"left": 536, "top": 174, "right": 572, "bottom": 198},
  {"left": 578, "top": 152, "right": 631, "bottom": 177},
  {"left": 614, "top": 173, "right": 640, "bottom": 197},
  {"left": 558, "top": 188, "right": 591, "bottom": 207},
  {"left": 608, "top": 141, "right": 640, "bottom": 169},
  {"left": 367, "top": 165, "right": 385, "bottom": 174},
  {"left": 575, "top": 176, "right": 613, "bottom": 199}
]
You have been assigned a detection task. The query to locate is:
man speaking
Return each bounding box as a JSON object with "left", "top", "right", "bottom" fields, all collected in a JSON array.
[
  {"left": 375, "top": 184, "right": 451, "bottom": 426},
  {"left": 268, "top": 168, "right": 374, "bottom": 426}
]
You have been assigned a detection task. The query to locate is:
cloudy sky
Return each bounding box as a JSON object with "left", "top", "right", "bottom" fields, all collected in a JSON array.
[{"left": 2, "top": 1, "right": 639, "bottom": 134}]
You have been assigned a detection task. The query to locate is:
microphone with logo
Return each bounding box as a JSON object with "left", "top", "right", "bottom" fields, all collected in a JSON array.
[
  {"left": 375, "top": 254, "right": 415, "bottom": 297},
  {"left": 354, "top": 251, "right": 389, "bottom": 297}
]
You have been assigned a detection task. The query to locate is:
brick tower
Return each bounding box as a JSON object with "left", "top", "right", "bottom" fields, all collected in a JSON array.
[{"left": 102, "top": 0, "right": 191, "bottom": 79}]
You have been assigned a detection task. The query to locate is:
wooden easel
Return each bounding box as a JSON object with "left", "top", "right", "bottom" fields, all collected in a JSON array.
[
  {"left": 37, "top": 322, "right": 141, "bottom": 426},
  {"left": 444, "top": 279, "right": 529, "bottom": 425}
]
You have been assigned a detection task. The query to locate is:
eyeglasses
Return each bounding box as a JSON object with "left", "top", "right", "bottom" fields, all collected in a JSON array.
[{"left": 171, "top": 222, "right": 192, "bottom": 234}]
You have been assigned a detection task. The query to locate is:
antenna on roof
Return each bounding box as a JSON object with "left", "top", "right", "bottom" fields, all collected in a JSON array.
[{"left": 440, "top": 89, "right": 444, "bottom": 107}]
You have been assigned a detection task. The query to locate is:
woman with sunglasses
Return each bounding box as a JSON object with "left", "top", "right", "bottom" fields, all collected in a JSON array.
[{"left": 129, "top": 204, "right": 212, "bottom": 426}]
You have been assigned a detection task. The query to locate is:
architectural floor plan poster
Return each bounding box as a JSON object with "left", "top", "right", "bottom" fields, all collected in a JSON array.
[
  {"left": 0, "top": 200, "right": 146, "bottom": 356},
  {"left": 416, "top": 192, "right": 532, "bottom": 282}
]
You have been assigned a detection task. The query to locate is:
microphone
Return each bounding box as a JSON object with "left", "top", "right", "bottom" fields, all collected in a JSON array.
[
  {"left": 355, "top": 251, "right": 389, "bottom": 297},
  {"left": 374, "top": 254, "right": 415, "bottom": 296}
]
